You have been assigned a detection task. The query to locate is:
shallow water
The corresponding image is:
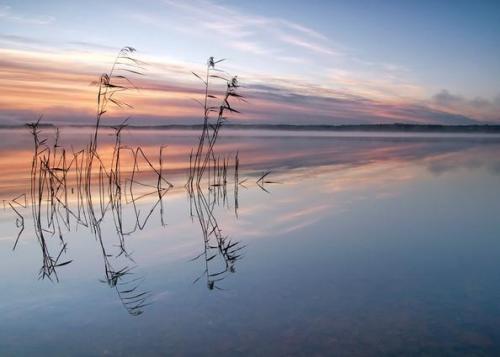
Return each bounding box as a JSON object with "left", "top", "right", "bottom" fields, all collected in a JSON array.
[{"left": 1, "top": 127, "right": 500, "bottom": 356}]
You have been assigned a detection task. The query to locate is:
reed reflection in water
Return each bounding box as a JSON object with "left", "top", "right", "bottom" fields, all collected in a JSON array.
[{"left": 8, "top": 118, "right": 279, "bottom": 316}]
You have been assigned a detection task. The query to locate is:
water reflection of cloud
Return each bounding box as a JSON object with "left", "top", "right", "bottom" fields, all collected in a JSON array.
[
  {"left": 421, "top": 147, "right": 500, "bottom": 177},
  {"left": 488, "top": 162, "right": 500, "bottom": 175},
  {"left": 2, "top": 128, "right": 500, "bottom": 198}
]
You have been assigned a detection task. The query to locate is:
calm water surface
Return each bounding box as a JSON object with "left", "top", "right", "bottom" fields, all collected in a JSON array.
[{"left": 1, "top": 127, "right": 500, "bottom": 356}]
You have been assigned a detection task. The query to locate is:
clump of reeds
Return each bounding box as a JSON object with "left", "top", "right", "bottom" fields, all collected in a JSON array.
[
  {"left": 187, "top": 57, "right": 245, "bottom": 189},
  {"left": 90, "top": 47, "right": 143, "bottom": 153},
  {"left": 14, "top": 48, "right": 156, "bottom": 314},
  {"left": 11, "top": 49, "right": 263, "bottom": 311},
  {"left": 186, "top": 57, "right": 247, "bottom": 289},
  {"left": 24, "top": 118, "right": 72, "bottom": 281}
]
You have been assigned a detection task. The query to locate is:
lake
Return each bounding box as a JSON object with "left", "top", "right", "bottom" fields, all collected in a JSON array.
[{"left": 1, "top": 127, "right": 500, "bottom": 356}]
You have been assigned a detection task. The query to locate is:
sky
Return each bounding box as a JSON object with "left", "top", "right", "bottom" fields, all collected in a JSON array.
[{"left": 1, "top": 0, "right": 500, "bottom": 126}]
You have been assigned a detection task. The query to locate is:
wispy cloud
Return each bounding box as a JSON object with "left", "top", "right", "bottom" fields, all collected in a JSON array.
[
  {"left": 0, "top": 4, "right": 54, "bottom": 25},
  {"left": 132, "top": 0, "right": 338, "bottom": 63},
  {"left": 431, "top": 90, "right": 500, "bottom": 122},
  {"left": 279, "top": 34, "right": 338, "bottom": 56},
  {"left": 121, "top": 0, "right": 438, "bottom": 106},
  {"left": 0, "top": 45, "right": 483, "bottom": 126},
  {"left": 242, "top": 81, "right": 478, "bottom": 125},
  {"left": 327, "top": 68, "right": 425, "bottom": 101},
  {"left": 0, "top": 2, "right": 496, "bottom": 126},
  {"left": 151, "top": 0, "right": 431, "bottom": 105},
  {"left": 228, "top": 41, "right": 272, "bottom": 56}
]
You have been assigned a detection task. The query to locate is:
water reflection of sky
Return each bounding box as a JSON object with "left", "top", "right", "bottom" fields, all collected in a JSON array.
[{"left": 1, "top": 128, "right": 500, "bottom": 355}]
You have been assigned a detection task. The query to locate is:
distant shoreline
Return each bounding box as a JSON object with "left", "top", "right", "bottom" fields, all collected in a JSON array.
[{"left": 2, "top": 123, "right": 500, "bottom": 133}]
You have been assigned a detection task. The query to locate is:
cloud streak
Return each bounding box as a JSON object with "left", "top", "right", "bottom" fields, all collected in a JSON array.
[
  {"left": 0, "top": 4, "right": 54, "bottom": 25},
  {"left": 0, "top": 44, "right": 484, "bottom": 126},
  {"left": 431, "top": 90, "right": 500, "bottom": 123},
  {"left": 138, "top": 0, "right": 339, "bottom": 62}
]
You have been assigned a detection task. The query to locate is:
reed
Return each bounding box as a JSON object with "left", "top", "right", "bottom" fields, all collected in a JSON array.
[
  {"left": 187, "top": 57, "right": 245, "bottom": 189},
  {"left": 7, "top": 49, "right": 275, "bottom": 314}
]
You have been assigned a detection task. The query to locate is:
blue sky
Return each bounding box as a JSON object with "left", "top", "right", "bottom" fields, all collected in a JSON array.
[{"left": 1, "top": 0, "right": 500, "bottom": 125}]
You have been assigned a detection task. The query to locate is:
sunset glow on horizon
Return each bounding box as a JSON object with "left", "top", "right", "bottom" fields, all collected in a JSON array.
[{"left": 1, "top": 0, "right": 500, "bottom": 126}]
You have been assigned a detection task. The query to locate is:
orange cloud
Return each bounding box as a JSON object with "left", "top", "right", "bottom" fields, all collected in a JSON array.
[{"left": 0, "top": 46, "right": 486, "bottom": 126}]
